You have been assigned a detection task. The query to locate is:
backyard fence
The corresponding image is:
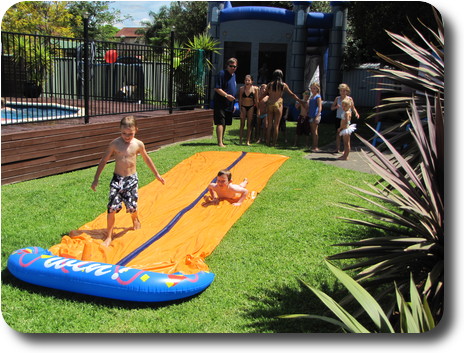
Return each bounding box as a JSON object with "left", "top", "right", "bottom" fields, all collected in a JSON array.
[{"left": 1, "top": 31, "right": 212, "bottom": 125}]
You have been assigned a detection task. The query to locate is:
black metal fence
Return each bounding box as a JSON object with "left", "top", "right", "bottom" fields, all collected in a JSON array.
[{"left": 1, "top": 31, "right": 212, "bottom": 125}]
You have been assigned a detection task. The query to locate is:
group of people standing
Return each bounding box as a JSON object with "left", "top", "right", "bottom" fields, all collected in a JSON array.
[
  {"left": 213, "top": 57, "right": 302, "bottom": 148},
  {"left": 213, "top": 57, "right": 359, "bottom": 159},
  {"left": 88, "top": 59, "right": 360, "bottom": 247}
]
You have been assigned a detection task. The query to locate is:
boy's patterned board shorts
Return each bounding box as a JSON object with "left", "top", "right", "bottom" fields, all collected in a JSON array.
[
  {"left": 107, "top": 173, "right": 138, "bottom": 214},
  {"left": 296, "top": 115, "right": 310, "bottom": 136}
]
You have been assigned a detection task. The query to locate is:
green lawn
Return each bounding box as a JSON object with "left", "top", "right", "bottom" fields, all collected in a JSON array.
[{"left": 1, "top": 118, "right": 378, "bottom": 333}]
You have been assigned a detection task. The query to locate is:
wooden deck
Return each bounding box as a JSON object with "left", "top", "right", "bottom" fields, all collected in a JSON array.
[{"left": 1, "top": 109, "right": 213, "bottom": 185}]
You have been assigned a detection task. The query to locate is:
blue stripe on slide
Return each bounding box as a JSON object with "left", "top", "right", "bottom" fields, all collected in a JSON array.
[{"left": 116, "top": 152, "right": 248, "bottom": 266}]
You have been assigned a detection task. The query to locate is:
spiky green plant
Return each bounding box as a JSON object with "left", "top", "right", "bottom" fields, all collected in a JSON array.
[
  {"left": 327, "top": 6, "right": 444, "bottom": 321},
  {"left": 13, "top": 36, "right": 54, "bottom": 86},
  {"left": 173, "top": 32, "right": 221, "bottom": 98},
  {"left": 332, "top": 94, "right": 443, "bottom": 319},
  {"left": 281, "top": 260, "right": 435, "bottom": 333},
  {"left": 185, "top": 31, "right": 221, "bottom": 71},
  {"left": 282, "top": 7, "right": 444, "bottom": 331},
  {"left": 367, "top": 7, "right": 444, "bottom": 161}
]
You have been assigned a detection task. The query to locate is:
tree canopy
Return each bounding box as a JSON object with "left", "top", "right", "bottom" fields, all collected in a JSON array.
[
  {"left": 1, "top": 0, "right": 441, "bottom": 67},
  {"left": 66, "top": 1, "right": 130, "bottom": 40},
  {"left": 1, "top": 1, "right": 75, "bottom": 37},
  {"left": 141, "top": 1, "right": 208, "bottom": 47},
  {"left": 345, "top": 1, "right": 439, "bottom": 68},
  {"left": 1, "top": 1, "right": 128, "bottom": 41}
]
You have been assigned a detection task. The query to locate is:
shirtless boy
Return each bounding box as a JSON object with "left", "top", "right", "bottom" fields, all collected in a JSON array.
[
  {"left": 203, "top": 169, "right": 248, "bottom": 207},
  {"left": 256, "top": 84, "right": 268, "bottom": 144},
  {"left": 294, "top": 90, "right": 310, "bottom": 148},
  {"left": 91, "top": 116, "right": 165, "bottom": 246}
]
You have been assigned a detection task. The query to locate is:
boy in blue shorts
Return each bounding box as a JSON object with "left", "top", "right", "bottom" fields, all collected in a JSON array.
[{"left": 91, "top": 116, "right": 165, "bottom": 246}]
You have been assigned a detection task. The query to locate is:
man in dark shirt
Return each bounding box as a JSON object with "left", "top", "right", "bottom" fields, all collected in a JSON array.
[{"left": 214, "top": 58, "right": 238, "bottom": 147}]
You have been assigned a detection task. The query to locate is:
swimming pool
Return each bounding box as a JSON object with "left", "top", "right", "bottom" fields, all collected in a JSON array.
[{"left": 1, "top": 102, "right": 84, "bottom": 124}]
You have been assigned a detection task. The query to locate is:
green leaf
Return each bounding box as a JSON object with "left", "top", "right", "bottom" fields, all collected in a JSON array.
[
  {"left": 300, "top": 279, "right": 370, "bottom": 333},
  {"left": 324, "top": 260, "right": 394, "bottom": 332},
  {"left": 279, "top": 314, "right": 350, "bottom": 331}
]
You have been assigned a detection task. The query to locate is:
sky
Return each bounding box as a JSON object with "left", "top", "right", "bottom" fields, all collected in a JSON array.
[
  {"left": 0, "top": 0, "right": 174, "bottom": 29},
  {"left": 110, "top": 0, "right": 174, "bottom": 28}
]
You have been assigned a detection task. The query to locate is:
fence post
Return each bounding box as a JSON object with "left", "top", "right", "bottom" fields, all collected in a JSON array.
[
  {"left": 206, "top": 50, "right": 213, "bottom": 109},
  {"left": 83, "top": 15, "right": 90, "bottom": 124},
  {"left": 168, "top": 27, "right": 175, "bottom": 114}
]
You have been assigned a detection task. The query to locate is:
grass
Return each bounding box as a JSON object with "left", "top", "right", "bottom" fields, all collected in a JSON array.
[{"left": 1, "top": 117, "right": 379, "bottom": 333}]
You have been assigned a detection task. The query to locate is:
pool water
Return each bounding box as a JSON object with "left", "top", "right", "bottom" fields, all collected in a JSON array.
[{"left": 1, "top": 103, "right": 82, "bottom": 124}]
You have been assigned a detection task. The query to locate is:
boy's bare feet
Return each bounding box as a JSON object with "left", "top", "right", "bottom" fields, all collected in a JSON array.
[
  {"left": 337, "top": 156, "right": 348, "bottom": 160},
  {"left": 133, "top": 217, "right": 141, "bottom": 230},
  {"left": 102, "top": 235, "right": 112, "bottom": 247}
]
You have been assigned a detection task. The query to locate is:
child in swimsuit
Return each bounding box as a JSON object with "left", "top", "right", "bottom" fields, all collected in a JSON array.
[
  {"left": 256, "top": 84, "right": 268, "bottom": 144},
  {"left": 308, "top": 82, "right": 323, "bottom": 152},
  {"left": 337, "top": 98, "right": 357, "bottom": 160},
  {"left": 294, "top": 90, "right": 310, "bottom": 148},
  {"left": 238, "top": 74, "right": 259, "bottom": 145},
  {"left": 330, "top": 83, "right": 360, "bottom": 152},
  {"left": 265, "top": 69, "right": 303, "bottom": 146},
  {"left": 91, "top": 116, "right": 166, "bottom": 246},
  {"left": 203, "top": 169, "right": 249, "bottom": 207}
]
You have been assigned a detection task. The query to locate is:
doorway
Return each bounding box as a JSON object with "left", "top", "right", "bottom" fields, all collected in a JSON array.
[{"left": 258, "top": 43, "right": 287, "bottom": 84}]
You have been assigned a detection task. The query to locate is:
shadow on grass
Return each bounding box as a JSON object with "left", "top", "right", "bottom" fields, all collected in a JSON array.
[
  {"left": 309, "top": 156, "right": 341, "bottom": 162},
  {"left": 243, "top": 226, "right": 390, "bottom": 333},
  {"left": 1, "top": 266, "right": 199, "bottom": 310},
  {"left": 224, "top": 121, "right": 341, "bottom": 151},
  {"left": 180, "top": 142, "right": 218, "bottom": 147},
  {"left": 243, "top": 280, "right": 349, "bottom": 333}
]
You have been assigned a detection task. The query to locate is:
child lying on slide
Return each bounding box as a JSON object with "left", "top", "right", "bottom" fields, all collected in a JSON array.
[{"left": 203, "top": 169, "right": 248, "bottom": 207}]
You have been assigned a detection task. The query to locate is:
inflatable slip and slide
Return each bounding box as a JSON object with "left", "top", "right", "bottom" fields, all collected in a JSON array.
[{"left": 8, "top": 151, "right": 288, "bottom": 302}]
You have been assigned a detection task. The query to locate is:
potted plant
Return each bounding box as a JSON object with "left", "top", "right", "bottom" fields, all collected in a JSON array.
[
  {"left": 174, "top": 32, "right": 221, "bottom": 110},
  {"left": 173, "top": 50, "right": 199, "bottom": 110},
  {"left": 14, "top": 37, "right": 53, "bottom": 98}
]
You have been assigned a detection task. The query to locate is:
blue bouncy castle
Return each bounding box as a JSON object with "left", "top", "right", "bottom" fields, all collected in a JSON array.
[{"left": 207, "top": 1, "right": 348, "bottom": 105}]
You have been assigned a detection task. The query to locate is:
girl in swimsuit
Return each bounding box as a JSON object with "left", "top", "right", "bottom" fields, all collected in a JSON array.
[
  {"left": 256, "top": 84, "right": 268, "bottom": 144},
  {"left": 265, "top": 69, "right": 303, "bottom": 147},
  {"left": 330, "top": 83, "right": 360, "bottom": 152},
  {"left": 337, "top": 97, "right": 357, "bottom": 160},
  {"left": 238, "top": 74, "right": 259, "bottom": 145}
]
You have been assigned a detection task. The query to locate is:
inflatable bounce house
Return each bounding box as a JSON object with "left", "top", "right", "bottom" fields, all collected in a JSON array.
[{"left": 207, "top": 1, "right": 349, "bottom": 118}]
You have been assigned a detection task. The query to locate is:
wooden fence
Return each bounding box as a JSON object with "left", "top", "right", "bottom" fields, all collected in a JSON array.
[{"left": 1, "top": 110, "right": 213, "bottom": 185}]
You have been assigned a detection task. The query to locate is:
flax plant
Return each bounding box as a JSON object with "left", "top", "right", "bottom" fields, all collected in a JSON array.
[
  {"left": 283, "top": 6, "right": 444, "bottom": 330},
  {"left": 281, "top": 260, "right": 435, "bottom": 333},
  {"left": 329, "top": 7, "right": 444, "bottom": 322},
  {"left": 332, "top": 94, "right": 444, "bottom": 320}
]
